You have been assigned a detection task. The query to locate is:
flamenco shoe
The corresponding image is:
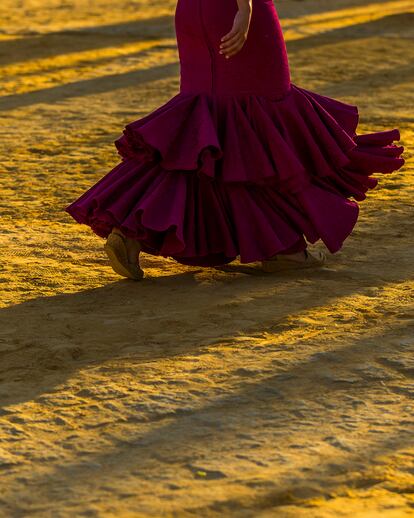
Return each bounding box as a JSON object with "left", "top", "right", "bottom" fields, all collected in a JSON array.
[
  {"left": 261, "top": 249, "right": 326, "bottom": 273},
  {"left": 104, "top": 229, "right": 144, "bottom": 281}
]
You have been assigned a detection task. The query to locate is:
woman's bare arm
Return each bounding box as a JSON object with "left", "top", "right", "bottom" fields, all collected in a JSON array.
[{"left": 220, "top": 0, "right": 252, "bottom": 59}]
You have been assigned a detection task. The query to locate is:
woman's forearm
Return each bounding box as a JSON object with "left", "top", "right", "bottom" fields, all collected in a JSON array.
[
  {"left": 220, "top": 0, "right": 253, "bottom": 58},
  {"left": 237, "top": 0, "right": 252, "bottom": 12}
]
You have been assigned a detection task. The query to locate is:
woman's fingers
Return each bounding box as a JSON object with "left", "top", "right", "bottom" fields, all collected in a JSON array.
[
  {"left": 222, "top": 30, "right": 242, "bottom": 42},
  {"left": 221, "top": 42, "right": 244, "bottom": 57},
  {"left": 224, "top": 44, "right": 244, "bottom": 57},
  {"left": 220, "top": 7, "right": 251, "bottom": 58},
  {"left": 221, "top": 41, "right": 244, "bottom": 57},
  {"left": 220, "top": 32, "right": 242, "bottom": 50},
  {"left": 221, "top": 31, "right": 244, "bottom": 44},
  {"left": 220, "top": 38, "right": 243, "bottom": 54},
  {"left": 221, "top": 27, "right": 238, "bottom": 43},
  {"left": 220, "top": 32, "right": 245, "bottom": 56}
]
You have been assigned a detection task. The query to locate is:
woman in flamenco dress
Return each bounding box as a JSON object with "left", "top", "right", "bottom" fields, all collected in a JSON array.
[{"left": 65, "top": 0, "right": 405, "bottom": 280}]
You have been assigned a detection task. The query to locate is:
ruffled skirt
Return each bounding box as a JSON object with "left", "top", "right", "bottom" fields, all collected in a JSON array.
[{"left": 65, "top": 85, "right": 404, "bottom": 266}]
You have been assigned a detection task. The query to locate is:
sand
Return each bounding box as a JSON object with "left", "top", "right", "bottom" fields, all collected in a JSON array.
[{"left": 0, "top": 0, "right": 413, "bottom": 516}]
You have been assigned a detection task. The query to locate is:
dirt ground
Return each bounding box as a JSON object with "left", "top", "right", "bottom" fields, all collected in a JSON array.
[{"left": 0, "top": 0, "right": 413, "bottom": 516}]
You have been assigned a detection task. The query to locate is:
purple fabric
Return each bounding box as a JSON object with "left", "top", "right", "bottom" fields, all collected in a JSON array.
[{"left": 65, "top": 0, "right": 405, "bottom": 266}]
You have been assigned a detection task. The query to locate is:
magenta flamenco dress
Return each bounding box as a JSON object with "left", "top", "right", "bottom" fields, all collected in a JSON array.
[{"left": 65, "top": 0, "right": 405, "bottom": 267}]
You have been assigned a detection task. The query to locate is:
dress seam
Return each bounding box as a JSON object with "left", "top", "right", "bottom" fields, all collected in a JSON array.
[{"left": 198, "top": 0, "right": 216, "bottom": 94}]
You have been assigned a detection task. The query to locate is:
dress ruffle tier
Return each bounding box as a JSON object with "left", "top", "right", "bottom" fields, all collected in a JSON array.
[{"left": 65, "top": 85, "right": 405, "bottom": 266}]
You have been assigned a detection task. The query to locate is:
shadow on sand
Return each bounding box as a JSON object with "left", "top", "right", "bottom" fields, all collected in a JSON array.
[
  {"left": 1, "top": 235, "right": 412, "bottom": 409},
  {"left": 0, "top": 62, "right": 179, "bottom": 111},
  {"left": 0, "top": 16, "right": 175, "bottom": 66},
  {"left": 1, "top": 294, "right": 412, "bottom": 511}
]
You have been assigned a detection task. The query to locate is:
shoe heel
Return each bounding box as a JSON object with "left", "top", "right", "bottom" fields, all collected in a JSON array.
[{"left": 104, "top": 233, "right": 135, "bottom": 279}]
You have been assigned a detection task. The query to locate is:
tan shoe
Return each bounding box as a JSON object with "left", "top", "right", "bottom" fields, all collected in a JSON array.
[
  {"left": 104, "top": 231, "right": 144, "bottom": 280},
  {"left": 262, "top": 249, "right": 326, "bottom": 273}
]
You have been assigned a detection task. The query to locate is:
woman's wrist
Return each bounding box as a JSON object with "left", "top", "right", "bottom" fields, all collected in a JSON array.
[{"left": 237, "top": 0, "right": 252, "bottom": 13}]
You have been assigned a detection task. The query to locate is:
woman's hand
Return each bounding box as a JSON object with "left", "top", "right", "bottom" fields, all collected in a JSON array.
[{"left": 219, "top": 1, "right": 252, "bottom": 59}]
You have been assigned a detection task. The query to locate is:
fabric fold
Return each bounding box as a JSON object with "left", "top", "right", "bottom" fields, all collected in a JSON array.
[{"left": 66, "top": 84, "right": 404, "bottom": 266}]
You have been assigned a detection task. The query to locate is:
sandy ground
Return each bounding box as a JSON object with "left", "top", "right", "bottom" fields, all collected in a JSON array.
[{"left": 0, "top": 0, "right": 413, "bottom": 516}]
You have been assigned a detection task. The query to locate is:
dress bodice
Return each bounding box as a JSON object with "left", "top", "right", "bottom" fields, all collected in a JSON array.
[{"left": 175, "top": 0, "right": 291, "bottom": 98}]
